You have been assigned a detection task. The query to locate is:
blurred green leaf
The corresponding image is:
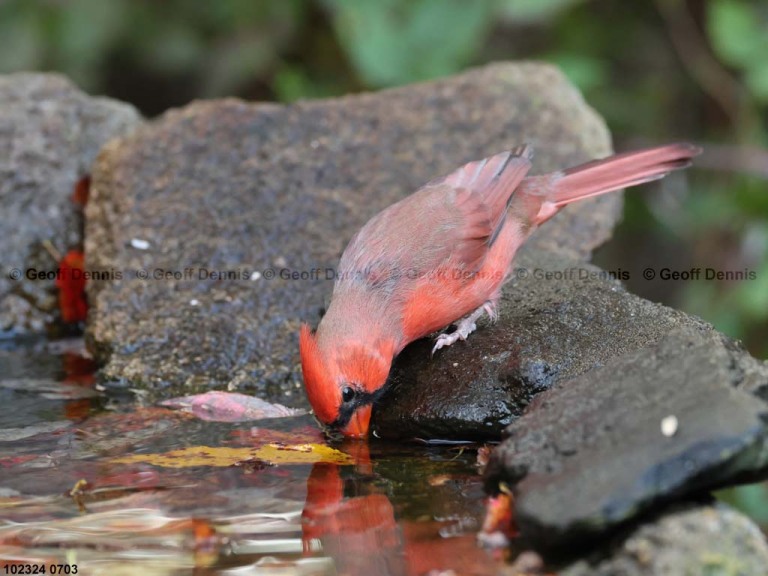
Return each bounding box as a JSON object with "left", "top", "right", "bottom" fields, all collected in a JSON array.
[
  {"left": 716, "top": 482, "right": 768, "bottom": 528},
  {"left": 0, "top": 0, "right": 130, "bottom": 91},
  {"left": 326, "top": 0, "right": 494, "bottom": 87},
  {"left": 495, "top": 0, "right": 584, "bottom": 23},
  {"left": 56, "top": 0, "right": 127, "bottom": 66},
  {"left": 546, "top": 53, "right": 608, "bottom": 92},
  {"left": 746, "top": 63, "right": 768, "bottom": 102},
  {"left": 205, "top": 0, "right": 304, "bottom": 33},
  {"left": 272, "top": 65, "right": 341, "bottom": 102},
  {"left": 707, "top": 0, "right": 767, "bottom": 66},
  {"left": 707, "top": 0, "right": 768, "bottom": 103},
  {"left": 0, "top": 2, "right": 44, "bottom": 72},
  {"left": 273, "top": 66, "right": 312, "bottom": 102}
]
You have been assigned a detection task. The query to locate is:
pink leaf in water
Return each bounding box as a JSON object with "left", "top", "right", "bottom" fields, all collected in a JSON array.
[{"left": 160, "top": 391, "right": 305, "bottom": 422}]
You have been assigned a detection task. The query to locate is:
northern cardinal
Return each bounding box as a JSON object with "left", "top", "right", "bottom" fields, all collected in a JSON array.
[{"left": 300, "top": 143, "right": 701, "bottom": 438}]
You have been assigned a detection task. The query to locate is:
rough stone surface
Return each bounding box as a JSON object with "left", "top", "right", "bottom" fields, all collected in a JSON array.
[
  {"left": 482, "top": 325, "right": 768, "bottom": 550},
  {"left": 0, "top": 73, "right": 141, "bottom": 334},
  {"left": 85, "top": 62, "right": 618, "bottom": 400},
  {"left": 372, "top": 252, "right": 704, "bottom": 439},
  {"left": 561, "top": 504, "right": 768, "bottom": 576}
]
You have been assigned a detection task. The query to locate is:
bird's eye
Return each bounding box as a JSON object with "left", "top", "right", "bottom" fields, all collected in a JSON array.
[{"left": 341, "top": 386, "right": 356, "bottom": 403}]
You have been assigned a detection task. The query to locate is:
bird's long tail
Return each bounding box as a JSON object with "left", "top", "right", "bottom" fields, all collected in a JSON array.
[{"left": 521, "top": 142, "right": 701, "bottom": 225}]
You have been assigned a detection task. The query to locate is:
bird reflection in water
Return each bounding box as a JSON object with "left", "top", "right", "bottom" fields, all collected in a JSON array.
[{"left": 301, "top": 441, "right": 406, "bottom": 575}]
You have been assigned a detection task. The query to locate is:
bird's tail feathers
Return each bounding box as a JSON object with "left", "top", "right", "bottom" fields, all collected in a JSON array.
[{"left": 522, "top": 142, "right": 701, "bottom": 225}]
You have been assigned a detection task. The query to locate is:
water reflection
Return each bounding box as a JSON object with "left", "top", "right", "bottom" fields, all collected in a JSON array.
[{"left": 302, "top": 442, "right": 406, "bottom": 575}]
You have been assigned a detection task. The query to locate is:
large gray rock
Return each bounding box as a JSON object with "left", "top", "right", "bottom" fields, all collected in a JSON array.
[
  {"left": 482, "top": 324, "right": 768, "bottom": 550},
  {"left": 85, "top": 62, "right": 618, "bottom": 400},
  {"left": 0, "top": 74, "right": 141, "bottom": 334},
  {"left": 561, "top": 504, "right": 768, "bottom": 576}
]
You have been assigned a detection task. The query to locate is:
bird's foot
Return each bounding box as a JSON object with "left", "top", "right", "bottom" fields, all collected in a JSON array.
[
  {"left": 483, "top": 301, "right": 498, "bottom": 323},
  {"left": 432, "top": 300, "right": 497, "bottom": 355},
  {"left": 431, "top": 321, "right": 477, "bottom": 354}
]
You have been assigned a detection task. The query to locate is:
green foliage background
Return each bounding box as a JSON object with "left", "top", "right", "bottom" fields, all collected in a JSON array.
[{"left": 1, "top": 0, "right": 767, "bottom": 522}]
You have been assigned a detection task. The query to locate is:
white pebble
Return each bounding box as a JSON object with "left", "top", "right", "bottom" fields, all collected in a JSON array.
[
  {"left": 189, "top": 299, "right": 200, "bottom": 306},
  {"left": 250, "top": 271, "right": 262, "bottom": 281},
  {"left": 130, "top": 238, "right": 151, "bottom": 250},
  {"left": 661, "top": 415, "right": 678, "bottom": 437}
]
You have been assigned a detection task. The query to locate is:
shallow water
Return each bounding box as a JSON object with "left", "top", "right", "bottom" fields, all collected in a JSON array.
[
  {"left": 0, "top": 340, "right": 505, "bottom": 575},
  {"left": 3, "top": 338, "right": 767, "bottom": 575}
]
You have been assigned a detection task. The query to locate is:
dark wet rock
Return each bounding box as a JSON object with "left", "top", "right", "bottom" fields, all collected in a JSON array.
[
  {"left": 0, "top": 73, "right": 141, "bottom": 334},
  {"left": 85, "top": 62, "right": 618, "bottom": 401},
  {"left": 372, "top": 252, "right": 705, "bottom": 439},
  {"left": 560, "top": 504, "right": 768, "bottom": 576},
  {"left": 481, "top": 324, "right": 768, "bottom": 550}
]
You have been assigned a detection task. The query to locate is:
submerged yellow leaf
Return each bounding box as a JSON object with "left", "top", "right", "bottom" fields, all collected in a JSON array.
[
  {"left": 257, "top": 443, "right": 354, "bottom": 465},
  {"left": 112, "top": 443, "right": 354, "bottom": 468},
  {"left": 112, "top": 446, "right": 256, "bottom": 468}
]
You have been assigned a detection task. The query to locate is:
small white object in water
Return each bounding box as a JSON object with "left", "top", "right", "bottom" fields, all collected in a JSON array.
[
  {"left": 250, "top": 270, "right": 262, "bottom": 281},
  {"left": 130, "top": 238, "right": 151, "bottom": 250},
  {"left": 189, "top": 299, "right": 200, "bottom": 306},
  {"left": 661, "top": 415, "right": 678, "bottom": 437}
]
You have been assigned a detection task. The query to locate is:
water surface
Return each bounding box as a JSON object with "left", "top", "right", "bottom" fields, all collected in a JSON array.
[{"left": 0, "top": 340, "right": 504, "bottom": 575}]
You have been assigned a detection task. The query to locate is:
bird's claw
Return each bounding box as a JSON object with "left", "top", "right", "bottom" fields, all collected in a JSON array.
[
  {"left": 432, "top": 328, "right": 466, "bottom": 355},
  {"left": 431, "top": 299, "right": 497, "bottom": 356},
  {"left": 431, "top": 319, "right": 478, "bottom": 355},
  {"left": 483, "top": 302, "right": 498, "bottom": 323}
]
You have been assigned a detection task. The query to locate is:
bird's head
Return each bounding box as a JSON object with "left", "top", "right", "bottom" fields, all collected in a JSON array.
[{"left": 299, "top": 324, "right": 394, "bottom": 439}]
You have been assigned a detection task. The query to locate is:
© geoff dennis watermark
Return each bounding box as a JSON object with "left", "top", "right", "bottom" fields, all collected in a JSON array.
[
  {"left": 513, "top": 266, "right": 758, "bottom": 282},
  {"left": 6, "top": 265, "right": 760, "bottom": 283},
  {"left": 639, "top": 267, "right": 757, "bottom": 281}
]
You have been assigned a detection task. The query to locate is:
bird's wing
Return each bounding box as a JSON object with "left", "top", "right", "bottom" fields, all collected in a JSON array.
[{"left": 338, "top": 147, "right": 533, "bottom": 293}]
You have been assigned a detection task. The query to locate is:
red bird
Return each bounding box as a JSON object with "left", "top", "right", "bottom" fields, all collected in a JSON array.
[{"left": 300, "top": 143, "right": 701, "bottom": 438}]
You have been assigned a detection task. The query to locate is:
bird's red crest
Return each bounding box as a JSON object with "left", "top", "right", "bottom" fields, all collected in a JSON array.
[{"left": 299, "top": 323, "right": 340, "bottom": 425}]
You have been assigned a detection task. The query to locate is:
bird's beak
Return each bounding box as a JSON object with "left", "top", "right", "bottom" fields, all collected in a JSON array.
[{"left": 340, "top": 405, "right": 372, "bottom": 439}]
